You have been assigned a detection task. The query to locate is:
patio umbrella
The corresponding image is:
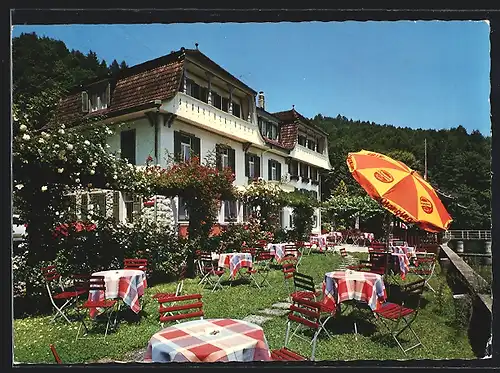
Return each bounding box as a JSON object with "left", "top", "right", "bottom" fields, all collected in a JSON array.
[{"left": 346, "top": 150, "right": 452, "bottom": 233}]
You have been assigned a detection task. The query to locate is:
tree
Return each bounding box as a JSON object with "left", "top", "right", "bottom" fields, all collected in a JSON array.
[{"left": 109, "top": 59, "right": 121, "bottom": 75}]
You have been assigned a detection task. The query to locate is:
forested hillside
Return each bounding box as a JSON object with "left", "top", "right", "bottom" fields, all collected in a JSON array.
[
  {"left": 312, "top": 114, "right": 491, "bottom": 230},
  {"left": 12, "top": 32, "right": 129, "bottom": 131}
]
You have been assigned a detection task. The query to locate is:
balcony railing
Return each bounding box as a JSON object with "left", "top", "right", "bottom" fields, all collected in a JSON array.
[
  {"left": 163, "top": 92, "right": 265, "bottom": 146},
  {"left": 444, "top": 230, "right": 492, "bottom": 240},
  {"left": 291, "top": 144, "right": 331, "bottom": 170}
]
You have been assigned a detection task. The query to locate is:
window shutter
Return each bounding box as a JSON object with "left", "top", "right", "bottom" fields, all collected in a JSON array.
[
  {"left": 68, "top": 194, "right": 77, "bottom": 220},
  {"left": 133, "top": 194, "right": 142, "bottom": 220},
  {"left": 277, "top": 162, "right": 281, "bottom": 181},
  {"left": 81, "top": 91, "right": 89, "bottom": 113},
  {"left": 192, "top": 136, "right": 201, "bottom": 160},
  {"left": 245, "top": 153, "right": 249, "bottom": 177},
  {"left": 229, "top": 148, "right": 235, "bottom": 174},
  {"left": 268, "top": 159, "right": 272, "bottom": 180},
  {"left": 106, "top": 83, "right": 111, "bottom": 106},
  {"left": 97, "top": 192, "right": 106, "bottom": 218},
  {"left": 174, "top": 131, "right": 181, "bottom": 162},
  {"left": 216, "top": 144, "right": 222, "bottom": 170},
  {"left": 113, "top": 191, "right": 121, "bottom": 223},
  {"left": 255, "top": 156, "right": 260, "bottom": 178}
]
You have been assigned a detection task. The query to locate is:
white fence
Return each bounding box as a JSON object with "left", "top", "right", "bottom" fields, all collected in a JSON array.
[{"left": 444, "top": 230, "right": 491, "bottom": 240}]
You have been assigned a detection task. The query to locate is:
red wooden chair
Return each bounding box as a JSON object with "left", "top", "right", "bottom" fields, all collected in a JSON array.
[
  {"left": 373, "top": 278, "right": 426, "bottom": 355},
  {"left": 49, "top": 344, "right": 62, "bottom": 364},
  {"left": 244, "top": 250, "right": 272, "bottom": 289},
  {"left": 124, "top": 258, "right": 148, "bottom": 272},
  {"left": 275, "top": 296, "right": 328, "bottom": 361},
  {"left": 41, "top": 266, "right": 87, "bottom": 323},
  {"left": 157, "top": 293, "right": 204, "bottom": 326},
  {"left": 270, "top": 347, "right": 307, "bottom": 361},
  {"left": 369, "top": 241, "right": 388, "bottom": 252},
  {"left": 197, "top": 251, "right": 225, "bottom": 292},
  {"left": 292, "top": 272, "right": 322, "bottom": 301},
  {"left": 409, "top": 253, "right": 437, "bottom": 292},
  {"left": 76, "top": 275, "right": 118, "bottom": 340},
  {"left": 296, "top": 241, "right": 312, "bottom": 256}
]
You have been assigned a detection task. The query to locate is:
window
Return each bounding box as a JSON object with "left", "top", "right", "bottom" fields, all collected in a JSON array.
[
  {"left": 310, "top": 167, "right": 318, "bottom": 182},
  {"left": 222, "top": 97, "right": 230, "bottom": 113},
  {"left": 88, "top": 84, "right": 109, "bottom": 112},
  {"left": 266, "top": 122, "right": 279, "bottom": 140},
  {"left": 187, "top": 79, "right": 208, "bottom": 102},
  {"left": 120, "top": 129, "right": 136, "bottom": 165},
  {"left": 180, "top": 134, "right": 192, "bottom": 162},
  {"left": 268, "top": 159, "right": 281, "bottom": 181},
  {"left": 249, "top": 156, "right": 255, "bottom": 178},
  {"left": 313, "top": 214, "right": 318, "bottom": 227},
  {"left": 123, "top": 192, "right": 141, "bottom": 224},
  {"left": 232, "top": 101, "right": 241, "bottom": 118},
  {"left": 307, "top": 139, "right": 316, "bottom": 151},
  {"left": 245, "top": 153, "right": 260, "bottom": 179},
  {"left": 243, "top": 203, "right": 255, "bottom": 221},
  {"left": 221, "top": 148, "right": 229, "bottom": 168},
  {"left": 212, "top": 91, "right": 222, "bottom": 109},
  {"left": 317, "top": 139, "right": 325, "bottom": 153},
  {"left": 289, "top": 160, "right": 299, "bottom": 179},
  {"left": 178, "top": 196, "right": 189, "bottom": 221},
  {"left": 300, "top": 163, "right": 309, "bottom": 181},
  {"left": 224, "top": 200, "right": 238, "bottom": 222},
  {"left": 216, "top": 145, "right": 235, "bottom": 173},
  {"left": 298, "top": 134, "right": 307, "bottom": 146}
]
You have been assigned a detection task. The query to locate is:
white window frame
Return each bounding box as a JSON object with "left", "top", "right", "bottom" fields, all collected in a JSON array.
[
  {"left": 89, "top": 90, "right": 107, "bottom": 113},
  {"left": 221, "top": 148, "right": 229, "bottom": 169},
  {"left": 178, "top": 196, "right": 189, "bottom": 221},
  {"left": 248, "top": 156, "right": 255, "bottom": 178},
  {"left": 180, "top": 135, "right": 192, "bottom": 162},
  {"left": 223, "top": 200, "right": 238, "bottom": 222},
  {"left": 271, "top": 161, "right": 277, "bottom": 181}
]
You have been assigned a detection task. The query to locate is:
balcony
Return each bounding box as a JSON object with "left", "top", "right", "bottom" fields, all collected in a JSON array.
[
  {"left": 290, "top": 144, "right": 331, "bottom": 170},
  {"left": 162, "top": 92, "right": 265, "bottom": 146}
]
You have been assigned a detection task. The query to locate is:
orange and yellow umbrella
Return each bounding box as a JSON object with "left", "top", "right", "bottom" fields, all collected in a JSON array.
[{"left": 346, "top": 150, "right": 452, "bottom": 233}]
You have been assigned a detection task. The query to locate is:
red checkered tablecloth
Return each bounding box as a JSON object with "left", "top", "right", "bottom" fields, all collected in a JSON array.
[
  {"left": 144, "top": 318, "right": 271, "bottom": 363},
  {"left": 88, "top": 269, "right": 147, "bottom": 319},
  {"left": 322, "top": 270, "right": 387, "bottom": 312},
  {"left": 391, "top": 247, "right": 411, "bottom": 279},
  {"left": 218, "top": 253, "right": 253, "bottom": 279},
  {"left": 267, "top": 243, "right": 298, "bottom": 262},
  {"left": 310, "top": 234, "right": 328, "bottom": 252}
]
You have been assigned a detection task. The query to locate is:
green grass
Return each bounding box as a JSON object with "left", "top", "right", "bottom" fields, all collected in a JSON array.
[{"left": 13, "top": 252, "right": 475, "bottom": 364}]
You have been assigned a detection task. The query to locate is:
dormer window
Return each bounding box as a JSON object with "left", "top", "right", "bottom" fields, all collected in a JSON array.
[
  {"left": 83, "top": 82, "right": 110, "bottom": 113},
  {"left": 298, "top": 134, "right": 307, "bottom": 146},
  {"left": 266, "top": 122, "right": 279, "bottom": 141}
]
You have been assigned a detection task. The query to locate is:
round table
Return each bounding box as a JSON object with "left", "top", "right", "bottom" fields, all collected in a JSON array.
[
  {"left": 144, "top": 318, "right": 271, "bottom": 363},
  {"left": 89, "top": 269, "right": 147, "bottom": 318},
  {"left": 218, "top": 253, "right": 253, "bottom": 279}
]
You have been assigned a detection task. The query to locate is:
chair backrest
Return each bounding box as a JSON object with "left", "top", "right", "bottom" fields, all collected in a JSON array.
[
  {"left": 339, "top": 247, "right": 348, "bottom": 258},
  {"left": 49, "top": 344, "right": 62, "bottom": 364},
  {"left": 401, "top": 278, "right": 426, "bottom": 309},
  {"left": 88, "top": 275, "right": 106, "bottom": 293},
  {"left": 242, "top": 247, "right": 257, "bottom": 256},
  {"left": 293, "top": 272, "right": 315, "bottom": 293},
  {"left": 41, "top": 265, "right": 61, "bottom": 283},
  {"left": 158, "top": 293, "right": 204, "bottom": 323},
  {"left": 282, "top": 257, "right": 298, "bottom": 280},
  {"left": 255, "top": 250, "right": 273, "bottom": 262},
  {"left": 288, "top": 296, "right": 321, "bottom": 332},
  {"left": 256, "top": 239, "right": 268, "bottom": 248},
  {"left": 72, "top": 274, "right": 91, "bottom": 293},
  {"left": 370, "top": 242, "right": 387, "bottom": 252},
  {"left": 124, "top": 258, "right": 148, "bottom": 271}
]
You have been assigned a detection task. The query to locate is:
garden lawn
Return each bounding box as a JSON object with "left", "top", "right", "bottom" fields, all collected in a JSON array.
[{"left": 13, "top": 251, "right": 475, "bottom": 364}]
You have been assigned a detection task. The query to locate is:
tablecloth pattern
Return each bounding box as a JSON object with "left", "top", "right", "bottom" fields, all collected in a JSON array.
[
  {"left": 310, "top": 234, "right": 328, "bottom": 251},
  {"left": 322, "top": 270, "right": 387, "bottom": 312},
  {"left": 218, "top": 253, "right": 252, "bottom": 279},
  {"left": 267, "top": 243, "right": 298, "bottom": 262},
  {"left": 88, "top": 269, "right": 147, "bottom": 318},
  {"left": 144, "top": 318, "right": 271, "bottom": 363}
]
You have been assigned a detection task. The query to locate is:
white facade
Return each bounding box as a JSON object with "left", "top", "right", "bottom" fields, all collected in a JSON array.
[{"left": 95, "top": 52, "right": 332, "bottom": 234}]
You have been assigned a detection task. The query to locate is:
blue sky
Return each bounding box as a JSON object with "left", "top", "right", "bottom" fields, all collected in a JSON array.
[{"left": 12, "top": 21, "right": 491, "bottom": 135}]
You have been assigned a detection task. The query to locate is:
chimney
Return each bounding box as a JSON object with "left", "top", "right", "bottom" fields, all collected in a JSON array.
[{"left": 257, "top": 91, "right": 265, "bottom": 110}]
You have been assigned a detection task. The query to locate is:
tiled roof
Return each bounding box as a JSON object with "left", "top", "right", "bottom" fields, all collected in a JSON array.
[
  {"left": 50, "top": 52, "right": 185, "bottom": 127},
  {"left": 279, "top": 123, "right": 298, "bottom": 149},
  {"left": 273, "top": 108, "right": 328, "bottom": 136}
]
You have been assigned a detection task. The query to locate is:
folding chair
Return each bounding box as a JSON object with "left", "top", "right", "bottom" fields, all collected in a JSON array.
[
  {"left": 157, "top": 293, "right": 204, "bottom": 326},
  {"left": 50, "top": 344, "right": 62, "bottom": 364},
  {"left": 338, "top": 247, "right": 358, "bottom": 269},
  {"left": 41, "top": 266, "right": 87, "bottom": 323},
  {"left": 282, "top": 256, "right": 298, "bottom": 296},
  {"left": 292, "top": 272, "right": 322, "bottom": 301},
  {"left": 198, "top": 251, "right": 225, "bottom": 292},
  {"left": 124, "top": 258, "right": 148, "bottom": 272},
  {"left": 284, "top": 244, "right": 302, "bottom": 267},
  {"left": 296, "top": 241, "right": 312, "bottom": 256},
  {"left": 76, "top": 275, "right": 119, "bottom": 340},
  {"left": 373, "top": 278, "right": 426, "bottom": 355},
  {"left": 152, "top": 264, "right": 187, "bottom": 301},
  {"left": 281, "top": 296, "right": 334, "bottom": 361},
  {"left": 244, "top": 251, "right": 272, "bottom": 289},
  {"left": 270, "top": 347, "right": 307, "bottom": 361},
  {"left": 409, "top": 253, "right": 437, "bottom": 292}
]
